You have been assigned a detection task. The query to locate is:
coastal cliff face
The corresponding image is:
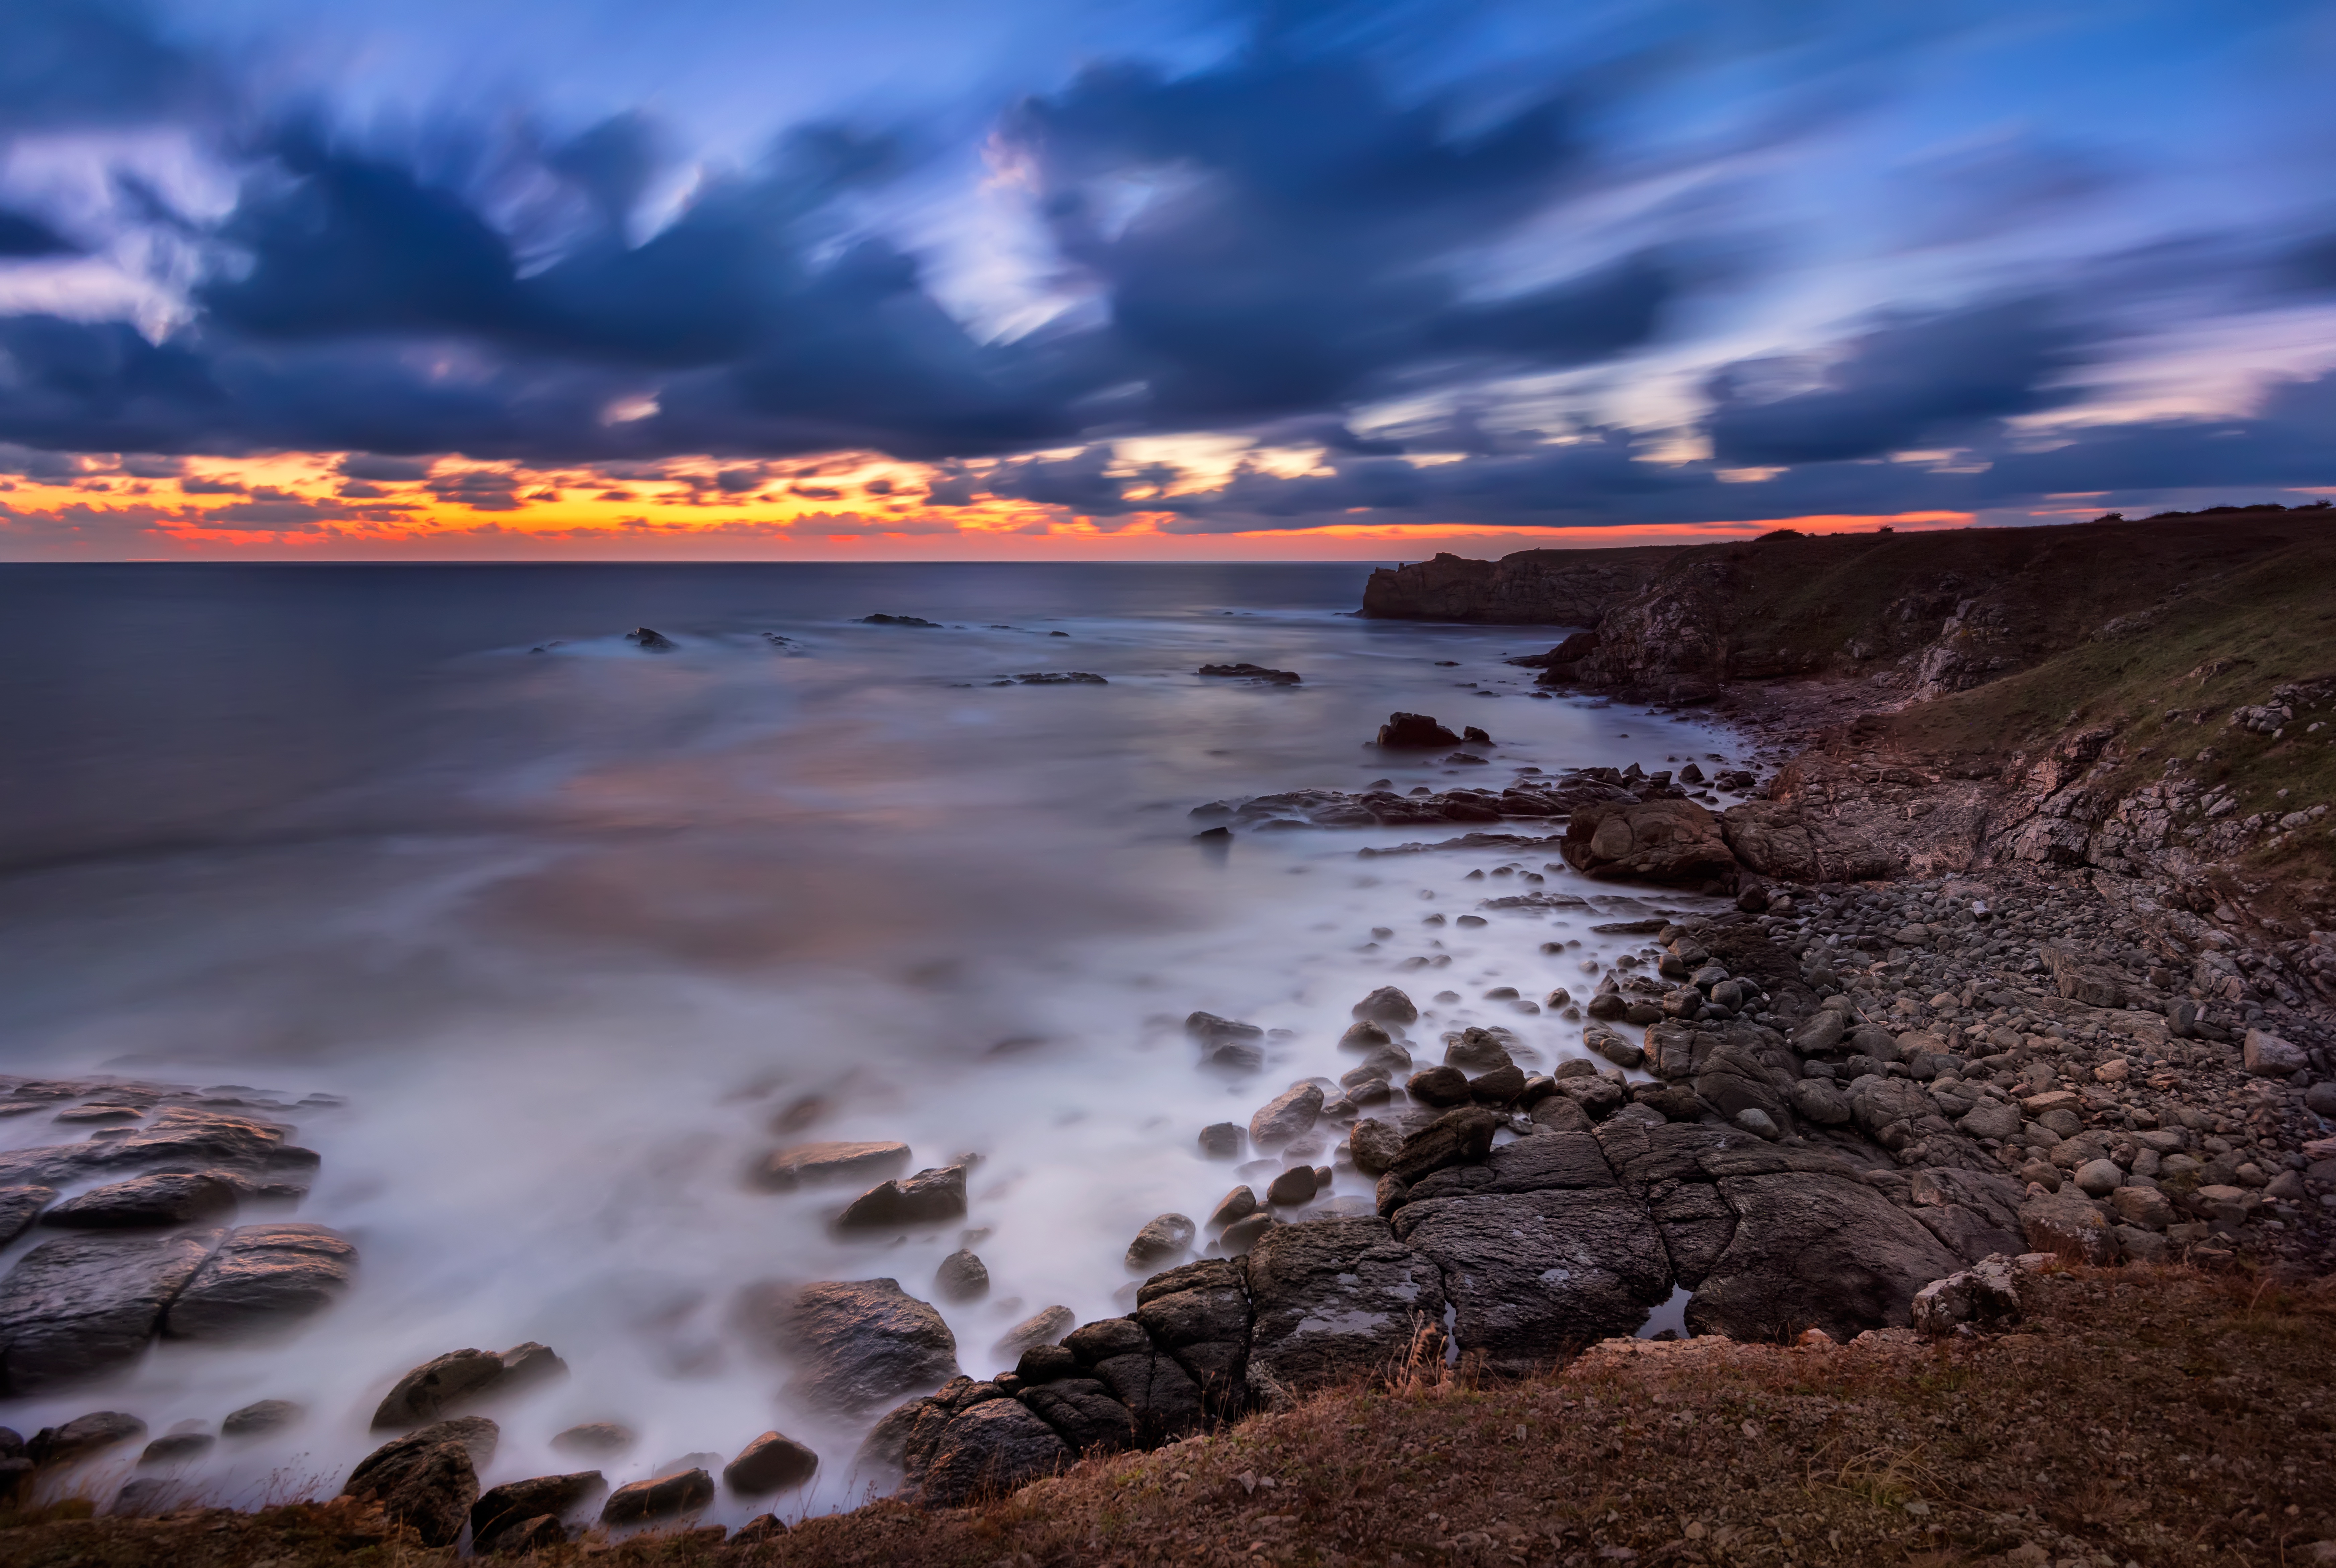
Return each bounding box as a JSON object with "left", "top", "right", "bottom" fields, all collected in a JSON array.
[{"left": 1360, "top": 547, "right": 1671, "bottom": 625}]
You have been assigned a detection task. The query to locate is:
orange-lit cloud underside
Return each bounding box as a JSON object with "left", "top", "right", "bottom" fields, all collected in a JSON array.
[{"left": 0, "top": 450, "right": 1977, "bottom": 560}]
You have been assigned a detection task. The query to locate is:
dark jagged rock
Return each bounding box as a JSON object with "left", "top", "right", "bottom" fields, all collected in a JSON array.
[
  {"left": 1021, "top": 1377, "right": 1136, "bottom": 1454},
  {"left": 471, "top": 1471, "right": 607, "bottom": 1552},
  {"left": 740, "top": 1278, "right": 959, "bottom": 1414},
  {"left": 164, "top": 1223, "right": 356, "bottom": 1340},
  {"left": 342, "top": 1419, "right": 498, "bottom": 1548},
  {"left": 859, "top": 614, "right": 939, "bottom": 628},
  {"left": 623, "top": 627, "right": 676, "bottom": 650},
  {"left": 723, "top": 1431, "right": 819, "bottom": 1495},
  {"left": 601, "top": 1467, "right": 714, "bottom": 1525},
  {"left": 1014, "top": 671, "right": 1108, "bottom": 684},
  {"left": 1133, "top": 1260, "right": 1251, "bottom": 1417},
  {"left": 1197, "top": 663, "right": 1301, "bottom": 684},
  {"left": 1376, "top": 712, "right": 1460, "bottom": 748},
  {"left": 0, "top": 1108, "right": 319, "bottom": 1200},
  {"left": 1684, "top": 1173, "right": 1963, "bottom": 1342},
  {"left": 1091, "top": 1347, "right": 1207, "bottom": 1442},
  {"left": 1361, "top": 550, "right": 1665, "bottom": 625},
  {"left": 1395, "top": 1190, "right": 1671, "bottom": 1371},
  {"left": 40, "top": 1172, "right": 238, "bottom": 1229},
  {"left": 912, "top": 1397, "right": 1068, "bottom": 1506},
  {"left": 1247, "top": 1218, "right": 1445, "bottom": 1388},
  {"left": 1385, "top": 1107, "right": 1501, "bottom": 1184},
  {"left": 835, "top": 1165, "right": 967, "bottom": 1229},
  {"left": 0, "top": 1230, "right": 219, "bottom": 1395}
]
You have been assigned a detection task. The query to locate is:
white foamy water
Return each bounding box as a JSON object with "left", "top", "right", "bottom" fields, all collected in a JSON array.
[{"left": 0, "top": 569, "right": 1747, "bottom": 1523}]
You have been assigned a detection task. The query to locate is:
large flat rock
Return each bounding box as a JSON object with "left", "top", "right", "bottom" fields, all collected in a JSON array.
[
  {"left": 0, "top": 1229, "right": 220, "bottom": 1395},
  {"left": 164, "top": 1223, "right": 357, "bottom": 1340},
  {"left": 1246, "top": 1218, "right": 1444, "bottom": 1390},
  {"left": 1685, "top": 1172, "right": 1962, "bottom": 1342}
]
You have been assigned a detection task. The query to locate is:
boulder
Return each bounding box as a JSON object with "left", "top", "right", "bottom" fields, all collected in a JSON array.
[
  {"left": 1198, "top": 1122, "right": 1245, "bottom": 1159},
  {"left": 723, "top": 1431, "right": 818, "bottom": 1495},
  {"left": 1133, "top": 1260, "right": 1251, "bottom": 1415},
  {"left": 27, "top": 1410, "right": 146, "bottom": 1465},
  {"left": 1264, "top": 1166, "right": 1318, "bottom": 1206},
  {"left": 1386, "top": 1107, "right": 1501, "bottom": 1184},
  {"left": 740, "top": 1279, "right": 959, "bottom": 1413},
  {"left": 163, "top": 1223, "right": 357, "bottom": 1341},
  {"left": 40, "top": 1172, "right": 238, "bottom": 1229},
  {"left": 1352, "top": 987, "right": 1418, "bottom": 1025},
  {"left": 1377, "top": 713, "right": 1461, "bottom": 748},
  {"left": 1789, "top": 1078, "right": 1852, "bottom": 1127},
  {"left": 933, "top": 1249, "right": 990, "bottom": 1304},
  {"left": 1406, "top": 1067, "right": 1470, "bottom": 1107},
  {"left": 1582, "top": 1027, "right": 1644, "bottom": 1071},
  {"left": 1126, "top": 1214, "right": 1197, "bottom": 1270},
  {"left": 911, "top": 1398, "right": 1068, "bottom": 1506},
  {"left": 1020, "top": 1377, "right": 1137, "bottom": 1454},
  {"left": 1562, "top": 800, "right": 1736, "bottom": 884},
  {"left": 138, "top": 1430, "right": 214, "bottom": 1467},
  {"left": 550, "top": 1422, "right": 636, "bottom": 1457},
  {"left": 836, "top": 1165, "right": 968, "bottom": 1229},
  {"left": 1064, "top": 1316, "right": 1152, "bottom": 1364},
  {"left": 1248, "top": 1084, "right": 1324, "bottom": 1148},
  {"left": 1348, "top": 1119, "right": 1403, "bottom": 1176},
  {"left": 1207, "top": 1186, "right": 1259, "bottom": 1232},
  {"left": 1089, "top": 1348, "right": 1207, "bottom": 1442},
  {"left": 221, "top": 1399, "right": 303, "bottom": 1438},
  {"left": 751, "top": 1141, "right": 910, "bottom": 1191},
  {"left": 2243, "top": 1029, "right": 2308, "bottom": 1078},
  {"left": 471, "top": 1471, "right": 607, "bottom": 1552},
  {"left": 342, "top": 1419, "right": 498, "bottom": 1548},
  {"left": 1247, "top": 1218, "right": 1446, "bottom": 1388},
  {"left": 1684, "top": 1173, "right": 1964, "bottom": 1342},
  {"left": 1909, "top": 1254, "right": 2024, "bottom": 1336},
  {"left": 2020, "top": 1195, "right": 2118, "bottom": 1264},
  {"left": 600, "top": 1468, "right": 714, "bottom": 1526},
  {"left": 1720, "top": 801, "right": 1902, "bottom": 883},
  {"left": 990, "top": 1305, "right": 1075, "bottom": 1365},
  {"left": 0, "top": 1229, "right": 220, "bottom": 1395},
  {"left": 371, "top": 1342, "right": 561, "bottom": 1430}
]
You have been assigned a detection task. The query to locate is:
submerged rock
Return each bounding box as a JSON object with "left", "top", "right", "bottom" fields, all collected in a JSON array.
[
  {"left": 741, "top": 1278, "right": 959, "bottom": 1414},
  {"left": 623, "top": 627, "right": 676, "bottom": 651},
  {"left": 835, "top": 1165, "right": 968, "bottom": 1229},
  {"left": 370, "top": 1342, "right": 564, "bottom": 1430},
  {"left": 1350, "top": 986, "right": 1419, "bottom": 1025},
  {"left": 1197, "top": 663, "right": 1301, "bottom": 684},
  {"left": 1125, "top": 1214, "right": 1196, "bottom": 1271},
  {"left": 0, "top": 1186, "right": 54, "bottom": 1246},
  {"left": 1248, "top": 1084, "right": 1324, "bottom": 1148},
  {"left": 549, "top": 1422, "right": 635, "bottom": 1457},
  {"left": 221, "top": 1399, "right": 303, "bottom": 1439},
  {"left": 751, "top": 1140, "right": 910, "bottom": 1191},
  {"left": 933, "top": 1249, "right": 990, "bottom": 1304},
  {"left": 990, "top": 1305, "right": 1076, "bottom": 1365},
  {"left": 1376, "top": 713, "right": 1461, "bottom": 749}
]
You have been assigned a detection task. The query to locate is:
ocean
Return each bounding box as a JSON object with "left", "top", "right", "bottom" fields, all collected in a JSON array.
[{"left": 0, "top": 562, "right": 1744, "bottom": 1519}]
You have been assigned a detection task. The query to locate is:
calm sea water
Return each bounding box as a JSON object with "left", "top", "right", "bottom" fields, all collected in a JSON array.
[{"left": 0, "top": 563, "right": 1742, "bottom": 1519}]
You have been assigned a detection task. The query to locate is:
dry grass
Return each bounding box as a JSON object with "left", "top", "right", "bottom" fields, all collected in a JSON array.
[{"left": 6, "top": 1265, "right": 2332, "bottom": 1567}]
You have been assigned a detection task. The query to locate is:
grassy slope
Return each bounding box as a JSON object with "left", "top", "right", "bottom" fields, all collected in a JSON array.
[{"left": 7, "top": 1266, "right": 2331, "bottom": 1566}]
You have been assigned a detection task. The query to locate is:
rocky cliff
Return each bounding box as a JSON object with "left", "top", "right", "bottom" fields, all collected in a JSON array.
[{"left": 1360, "top": 547, "right": 1672, "bottom": 625}]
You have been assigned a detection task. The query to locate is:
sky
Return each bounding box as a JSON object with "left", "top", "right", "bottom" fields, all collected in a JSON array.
[{"left": 3, "top": 0, "right": 2336, "bottom": 560}]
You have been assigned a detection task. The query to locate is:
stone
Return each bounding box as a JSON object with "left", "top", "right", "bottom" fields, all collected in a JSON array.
[
  {"left": 1348, "top": 1119, "right": 1403, "bottom": 1176},
  {"left": 1957, "top": 1098, "right": 2022, "bottom": 1141},
  {"left": 1339, "top": 1020, "right": 1394, "bottom": 1050},
  {"left": 164, "top": 1223, "right": 356, "bottom": 1341},
  {"left": 2109, "top": 1184, "right": 2177, "bottom": 1230},
  {"left": 752, "top": 1140, "right": 911, "bottom": 1191},
  {"left": 2020, "top": 1195, "right": 2118, "bottom": 1265},
  {"left": 1468, "top": 1065, "right": 1528, "bottom": 1106},
  {"left": 740, "top": 1279, "right": 960, "bottom": 1414},
  {"left": 0, "top": 1107, "right": 320, "bottom": 1201},
  {"left": 990, "top": 1305, "right": 1076, "bottom": 1365},
  {"left": 1352, "top": 986, "right": 1420, "bottom": 1025},
  {"left": 343, "top": 1420, "right": 499, "bottom": 1548},
  {"left": 1207, "top": 1187, "right": 1259, "bottom": 1232},
  {"left": 1016, "top": 1343, "right": 1079, "bottom": 1384},
  {"left": 934, "top": 1249, "right": 990, "bottom": 1304},
  {"left": 2243, "top": 1028, "right": 2309, "bottom": 1078},
  {"left": 733, "top": 1515, "right": 789, "bottom": 1546},
  {"left": 1089, "top": 1349, "right": 1206, "bottom": 1442},
  {"left": 1198, "top": 1122, "right": 1245, "bottom": 1159},
  {"left": 1249, "top": 1084, "right": 1324, "bottom": 1147},
  {"left": 370, "top": 1342, "right": 560, "bottom": 1430},
  {"left": 1406, "top": 1066, "right": 1471, "bottom": 1106},
  {"left": 0, "top": 1187, "right": 54, "bottom": 1246},
  {"left": 1582, "top": 1027, "right": 1644, "bottom": 1071},
  {"left": 1789, "top": 1078, "right": 1852, "bottom": 1127},
  {"left": 40, "top": 1172, "right": 238, "bottom": 1229},
  {"left": 2071, "top": 1158, "right": 2124, "bottom": 1198},
  {"left": 1686, "top": 1174, "right": 1963, "bottom": 1342},
  {"left": 1734, "top": 1108, "right": 1780, "bottom": 1139},
  {"left": 1444, "top": 1028, "right": 1515, "bottom": 1071},
  {"left": 601, "top": 1468, "right": 714, "bottom": 1526},
  {"left": 1396, "top": 1188, "right": 1672, "bottom": 1369},
  {"left": 550, "top": 1422, "right": 635, "bottom": 1457},
  {"left": 110, "top": 1477, "right": 191, "bottom": 1517},
  {"left": 1909, "top": 1254, "right": 2023, "bottom": 1336},
  {"left": 1247, "top": 1218, "right": 1447, "bottom": 1388},
  {"left": 138, "top": 1430, "right": 215, "bottom": 1466},
  {"left": 1020, "top": 1376, "right": 1137, "bottom": 1454},
  {"left": 912, "top": 1397, "right": 1069, "bottom": 1506},
  {"left": 1265, "top": 1166, "right": 1318, "bottom": 1206},
  {"left": 219, "top": 1399, "right": 302, "bottom": 1439},
  {"left": 1377, "top": 713, "right": 1461, "bottom": 749},
  {"left": 27, "top": 1410, "right": 146, "bottom": 1465},
  {"left": 1126, "top": 1214, "right": 1196, "bottom": 1270},
  {"left": 836, "top": 1165, "right": 968, "bottom": 1229},
  {"left": 724, "top": 1431, "right": 818, "bottom": 1495},
  {"left": 1387, "top": 1107, "right": 1501, "bottom": 1184},
  {"left": 0, "top": 1230, "right": 219, "bottom": 1395},
  {"left": 1220, "top": 1212, "right": 1275, "bottom": 1253},
  {"left": 625, "top": 626, "right": 678, "bottom": 649},
  {"left": 1563, "top": 799, "right": 1737, "bottom": 884},
  {"left": 1133, "top": 1260, "right": 1252, "bottom": 1415},
  {"left": 471, "top": 1471, "right": 608, "bottom": 1552},
  {"left": 1197, "top": 663, "right": 1301, "bottom": 684}
]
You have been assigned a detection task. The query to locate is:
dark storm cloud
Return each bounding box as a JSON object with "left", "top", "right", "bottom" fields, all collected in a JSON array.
[
  {"left": 0, "top": 208, "right": 79, "bottom": 257},
  {"left": 0, "top": 0, "right": 215, "bottom": 134},
  {"left": 1705, "top": 297, "right": 2082, "bottom": 467}
]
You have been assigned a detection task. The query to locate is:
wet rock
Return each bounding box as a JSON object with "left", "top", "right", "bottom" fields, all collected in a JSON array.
[
  {"left": 1909, "top": 1254, "right": 2024, "bottom": 1336},
  {"left": 550, "top": 1422, "right": 636, "bottom": 1457},
  {"left": 624, "top": 626, "right": 678, "bottom": 649},
  {"left": 343, "top": 1419, "right": 498, "bottom": 1548},
  {"left": 1248, "top": 1218, "right": 1446, "bottom": 1388},
  {"left": 1016, "top": 1343, "right": 1079, "bottom": 1384},
  {"left": 723, "top": 1431, "right": 819, "bottom": 1495},
  {"left": 912, "top": 1397, "right": 1069, "bottom": 1506},
  {"left": 1219, "top": 1212, "right": 1275, "bottom": 1254},
  {"left": 1126, "top": 1214, "right": 1196, "bottom": 1270},
  {"left": 752, "top": 1140, "right": 911, "bottom": 1191},
  {"left": 1582, "top": 1027, "right": 1644, "bottom": 1071},
  {"left": 836, "top": 1165, "right": 968, "bottom": 1229},
  {"left": 1351, "top": 986, "right": 1419, "bottom": 1025},
  {"left": 1264, "top": 1166, "right": 1318, "bottom": 1206},
  {"left": 0, "top": 1108, "right": 321, "bottom": 1201},
  {"left": 1396, "top": 1188, "right": 1671, "bottom": 1369},
  {"left": 221, "top": 1399, "right": 303, "bottom": 1439},
  {"left": 1133, "top": 1260, "right": 1251, "bottom": 1415},
  {"left": 1348, "top": 1119, "right": 1403, "bottom": 1176},
  {"left": 0, "top": 1187, "right": 54, "bottom": 1246},
  {"left": 0, "top": 1229, "right": 219, "bottom": 1396},
  {"left": 472, "top": 1471, "right": 608, "bottom": 1552},
  {"left": 164, "top": 1223, "right": 356, "bottom": 1341},
  {"left": 1387, "top": 1107, "right": 1501, "bottom": 1184},
  {"left": 40, "top": 1172, "right": 238, "bottom": 1229},
  {"left": 1443, "top": 1028, "right": 1515, "bottom": 1071},
  {"left": 934, "top": 1249, "right": 990, "bottom": 1304},
  {"left": 138, "top": 1430, "right": 215, "bottom": 1466},
  {"left": 601, "top": 1467, "right": 714, "bottom": 1526},
  {"left": 1685, "top": 1174, "right": 1963, "bottom": 1342},
  {"left": 740, "top": 1279, "right": 959, "bottom": 1413},
  {"left": 1013, "top": 671, "right": 1108, "bottom": 685},
  {"left": 990, "top": 1304, "right": 1075, "bottom": 1365},
  {"left": 1529, "top": 1095, "right": 1594, "bottom": 1133},
  {"left": 1339, "top": 1020, "right": 1393, "bottom": 1051},
  {"left": 1090, "top": 1347, "right": 1207, "bottom": 1442},
  {"left": 1563, "top": 799, "right": 1737, "bottom": 884},
  {"left": 1197, "top": 663, "right": 1301, "bottom": 684},
  {"left": 371, "top": 1342, "right": 562, "bottom": 1430},
  {"left": 1468, "top": 1065, "right": 1528, "bottom": 1106},
  {"left": 1377, "top": 713, "right": 1461, "bottom": 748},
  {"left": 1207, "top": 1187, "right": 1259, "bottom": 1231},
  {"left": 858, "top": 615, "right": 939, "bottom": 628},
  {"left": 1248, "top": 1084, "right": 1324, "bottom": 1148},
  {"left": 1405, "top": 1066, "right": 1470, "bottom": 1107},
  {"left": 1198, "top": 1122, "right": 1246, "bottom": 1159},
  {"left": 27, "top": 1410, "right": 146, "bottom": 1465},
  {"left": 1187, "top": 1013, "right": 1268, "bottom": 1071}
]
